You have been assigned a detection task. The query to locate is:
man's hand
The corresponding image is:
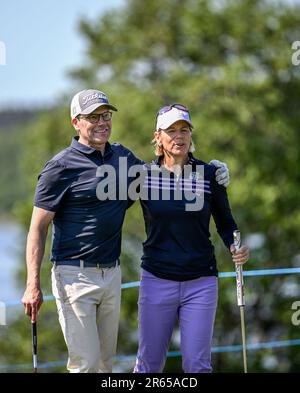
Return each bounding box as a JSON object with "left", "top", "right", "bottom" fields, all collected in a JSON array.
[
  {"left": 22, "top": 284, "right": 44, "bottom": 322},
  {"left": 209, "top": 159, "right": 230, "bottom": 187}
]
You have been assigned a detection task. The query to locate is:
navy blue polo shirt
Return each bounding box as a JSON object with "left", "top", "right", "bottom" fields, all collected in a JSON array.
[
  {"left": 140, "top": 154, "right": 238, "bottom": 281},
  {"left": 34, "top": 137, "right": 142, "bottom": 263}
]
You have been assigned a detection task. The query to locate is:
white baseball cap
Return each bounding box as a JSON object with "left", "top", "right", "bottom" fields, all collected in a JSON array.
[
  {"left": 156, "top": 105, "right": 193, "bottom": 131},
  {"left": 70, "top": 89, "right": 118, "bottom": 119}
]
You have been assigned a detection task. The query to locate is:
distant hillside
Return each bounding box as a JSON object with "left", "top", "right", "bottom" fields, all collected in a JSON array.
[
  {"left": 0, "top": 109, "right": 40, "bottom": 132},
  {"left": 0, "top": 109, "right": 43, "bottom": 212}
]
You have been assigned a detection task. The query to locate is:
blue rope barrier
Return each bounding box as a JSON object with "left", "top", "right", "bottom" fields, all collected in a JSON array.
[
  {"left": 219, "top": 267, "right": 300, "bottom": 278},
  {"left": 2, "top": 267, "right": 298, "bottom": 372},
  {"left": 6, "top": 267, "right": 300, "bottom": 307},
  {"left": 1, "top": 338, "right": 299, "bottom": 371}
]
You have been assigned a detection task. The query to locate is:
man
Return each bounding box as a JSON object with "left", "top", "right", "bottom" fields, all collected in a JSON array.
[{"left": 22, "top": 89, "right": 230, "bottom": 373}]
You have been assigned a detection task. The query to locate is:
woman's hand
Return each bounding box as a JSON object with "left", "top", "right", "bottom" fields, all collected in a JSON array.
[{"left": 230, "top": 244, "right": 250, "bottom": 265}]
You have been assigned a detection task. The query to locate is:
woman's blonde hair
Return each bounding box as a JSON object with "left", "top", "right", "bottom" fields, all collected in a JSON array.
[{"left": 151, "top": 129, "right": 195, "bottom": 156}]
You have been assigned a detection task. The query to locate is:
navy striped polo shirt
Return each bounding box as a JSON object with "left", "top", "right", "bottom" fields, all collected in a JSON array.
[{"left": 140, "top": 154, "right": 238, "bottom": 281}]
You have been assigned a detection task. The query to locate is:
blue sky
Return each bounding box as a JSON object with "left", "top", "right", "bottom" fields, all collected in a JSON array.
[
  {"left": 1, "top": 0, "right": 299, "bottom": 109},
  {"left": 0, "top": 0, "right": 123, "bottom": 109}
]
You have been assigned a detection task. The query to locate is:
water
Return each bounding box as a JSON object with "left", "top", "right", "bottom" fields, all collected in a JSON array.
[{"left": 0, "top": 221, "right": 24, "bottom": 303}]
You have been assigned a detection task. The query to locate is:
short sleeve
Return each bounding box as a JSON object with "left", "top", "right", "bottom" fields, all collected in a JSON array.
[{"left": 34, "top": 160, "right": 70, "bottom": 212}]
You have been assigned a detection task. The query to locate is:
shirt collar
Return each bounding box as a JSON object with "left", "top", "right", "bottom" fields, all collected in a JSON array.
[{"left": 71, "top": 136, "right": 113, "bottom": 158}]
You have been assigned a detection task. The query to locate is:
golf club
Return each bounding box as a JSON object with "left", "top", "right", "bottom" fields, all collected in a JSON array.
[{"left": 233, "top": 229, "right": 248, "bottom": 373}]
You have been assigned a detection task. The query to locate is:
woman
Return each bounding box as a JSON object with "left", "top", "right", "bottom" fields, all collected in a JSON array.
[{"left": 134, "top": 104, "right": 249, "bottom": 373}]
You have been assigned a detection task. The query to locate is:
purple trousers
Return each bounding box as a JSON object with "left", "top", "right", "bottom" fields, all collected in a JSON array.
[{"left": 134, "top": 269, "right": 218, "bottom": 373}]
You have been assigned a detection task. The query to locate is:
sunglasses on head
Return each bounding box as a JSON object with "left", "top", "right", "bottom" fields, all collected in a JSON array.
[{"left": 156, "top": 103, "right": 190, "bottom": 118}]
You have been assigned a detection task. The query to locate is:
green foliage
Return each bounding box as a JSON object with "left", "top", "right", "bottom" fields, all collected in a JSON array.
[
  {"left": 1, "top": 0, "right": 300, "bottom": 372},
  {"left": 0, "top": 110, "right": 37, "bottom": 214}
]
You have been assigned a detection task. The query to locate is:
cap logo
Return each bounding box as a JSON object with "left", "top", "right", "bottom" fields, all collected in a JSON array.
[
  {"left": 178, "top": 110, "right": 190, "bottom": 121},
  {"left": 79, "top": 91, "right": 109, "bottom": 110}
]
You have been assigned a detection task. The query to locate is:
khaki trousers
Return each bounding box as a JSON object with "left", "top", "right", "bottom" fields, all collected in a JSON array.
[{"left": 51, "top": 264, "right": 121, "bottom": 373}]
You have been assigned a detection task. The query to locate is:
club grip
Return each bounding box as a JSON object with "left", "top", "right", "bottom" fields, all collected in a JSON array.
[
  {"left": 31, "top": 321, "right": 37, "bottom": 353},
  {"left": 31, "top": 321, "right": 38, "bottom": 371},
  {"left": 233, "top": 230, "right": 241, "bottom": 250},
  {"left": 233, "top": 230, "right": 245, "bottom": 306}
]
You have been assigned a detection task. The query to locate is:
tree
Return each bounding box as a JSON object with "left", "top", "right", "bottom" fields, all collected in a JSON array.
[{"left": 1, "top": 0, "right": 300, "bottom": 372}]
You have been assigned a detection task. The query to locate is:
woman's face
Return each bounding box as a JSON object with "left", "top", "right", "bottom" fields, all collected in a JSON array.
[{"left": 156, "top": 120, "right": 192, "bottom": 158}]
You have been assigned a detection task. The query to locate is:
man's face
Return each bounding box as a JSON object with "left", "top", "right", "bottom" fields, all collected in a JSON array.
[{"left": 72, "top": 106, "right": 112, "bottom": 150}]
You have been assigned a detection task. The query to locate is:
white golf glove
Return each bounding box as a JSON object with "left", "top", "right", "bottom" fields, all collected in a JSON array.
[{"left": 209, "top": 159, "right": 230, "bottom": 187}]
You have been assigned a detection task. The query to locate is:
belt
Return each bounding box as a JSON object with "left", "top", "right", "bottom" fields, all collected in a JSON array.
[{"left": 53, "top": 259, "right": 120, "bottom": 269}]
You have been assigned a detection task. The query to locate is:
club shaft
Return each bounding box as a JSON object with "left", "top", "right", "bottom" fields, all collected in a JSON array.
[{"left": 240, "top": 306, "right": 248, "bottom": 373}]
